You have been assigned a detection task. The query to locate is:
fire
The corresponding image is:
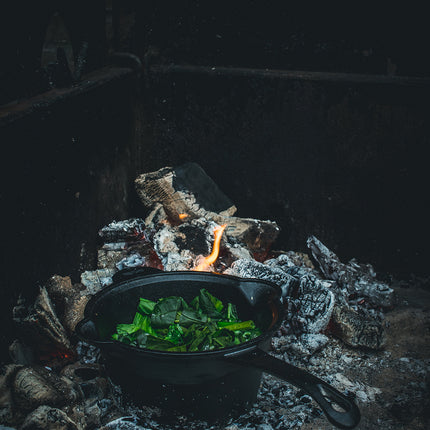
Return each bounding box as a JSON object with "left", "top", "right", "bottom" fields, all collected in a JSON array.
[
  {"left": 194, "top": 224, "right": 227, "bottom": 271},
  {"left": 178, "top": 213, "right": 189, "bottom": 220}
]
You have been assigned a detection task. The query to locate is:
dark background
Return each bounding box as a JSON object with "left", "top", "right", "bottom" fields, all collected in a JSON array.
[{"left": 1, "top": 1, "right": 429, "bottom": 363}]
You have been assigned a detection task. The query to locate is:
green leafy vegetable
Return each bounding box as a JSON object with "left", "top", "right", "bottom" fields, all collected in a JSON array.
[
  {"left": 111, "top": 288, "right": 262, "bottom": 352},
  {"left": 137, "top": 298, "right": 156, "bottom": 315}
]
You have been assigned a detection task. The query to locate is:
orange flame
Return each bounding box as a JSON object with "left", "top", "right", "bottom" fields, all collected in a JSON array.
[
  {"left": 178, "top": 213, "right": 189, "bottom": 220},
  {"left": 194, "top": 224, "right": 227, "bottom": 271}
]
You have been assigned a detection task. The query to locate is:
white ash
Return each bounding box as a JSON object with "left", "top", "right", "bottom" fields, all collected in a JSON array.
[
  {"left": 116, "top": 254, "right": 146, "bottom": 271},
  {"left": 151, "top": 223, "right": 195, "bottom": 271},
  {"left": 264, "top": 252, "right": 315, "bottom": 276},
  {"left": 100, "top": 416, "right": 151, "bottom": 430},
  {"left": 334, "top": 373, "right": 382, "bottom": 402},
  {"left": 152, "top": 218, "right": 220, "bottom": 271},
  {"left": 80, "top": 268, "right": 115, "bottom": 295},
  {"left": 100, "top": 242, "right": 128, "bottom": 251},
  {"left": 271, "top": 334, "right": 329, "bottom": 357}
]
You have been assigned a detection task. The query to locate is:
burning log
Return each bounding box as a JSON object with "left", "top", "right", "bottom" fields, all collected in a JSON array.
[
  {"left": 307, "top": 235, "right": 395, "bottom": 308},
  {"left": 134, "top": 163, "right": 237, "bottom": 222},
  {"left": 135, "top": 163, "right": 280, "bottom": 255}
]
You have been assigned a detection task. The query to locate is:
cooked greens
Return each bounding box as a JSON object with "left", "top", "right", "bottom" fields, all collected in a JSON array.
[{"left": 111, "top": 288, "right": 261, "bottom": 352}]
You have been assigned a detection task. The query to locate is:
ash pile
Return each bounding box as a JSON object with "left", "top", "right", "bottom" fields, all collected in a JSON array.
[{"left": 1, "top": 163, "right": 429, "bottom": 430}]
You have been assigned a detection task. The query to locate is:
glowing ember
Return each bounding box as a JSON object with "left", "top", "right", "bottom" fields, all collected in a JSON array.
[
  {"left": 178, "top": 213, "right": 189, "bottom": 220},
  {"left": 194, "top": 224, "right": 227, "bottom": 271}
]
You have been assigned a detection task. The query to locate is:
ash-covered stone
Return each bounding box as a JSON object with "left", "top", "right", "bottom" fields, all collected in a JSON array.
[
  {"left": 98, "top": 218, "right": 146, "bottom": 243},
  {"left": 307, "top": 235, "right": 395, "bottom": 308}
]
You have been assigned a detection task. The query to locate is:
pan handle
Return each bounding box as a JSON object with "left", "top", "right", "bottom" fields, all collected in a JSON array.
[
  {"left": 75, "top": 317, "right": 98, "bottom": 343},
  {"left": 229, "top": 348, "right": 360, "bottom": 429}
]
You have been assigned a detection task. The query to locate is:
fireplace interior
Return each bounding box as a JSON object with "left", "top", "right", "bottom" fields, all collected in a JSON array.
[{"left": 1, "top": 2, "right": 429, "bottom": 429}]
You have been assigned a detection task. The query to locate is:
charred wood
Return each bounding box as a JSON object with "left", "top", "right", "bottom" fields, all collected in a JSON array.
[
  {"left": 135, "top": 163, "right": 280, "bottom": 254},
  {"left": 329, "top": 305, "right": 386, "bottom": 350},
  {"left": 12, "top": 287, "right": 72, "bottom": 355},
  {"left": 307, "top": 235, "right": 395, "bottom": 308},
  {"left": 134, "top": 163, "right": 236, "bottom": 222},
  {"left": 20, "top": 405, "right": 80, "bottom": 430}
]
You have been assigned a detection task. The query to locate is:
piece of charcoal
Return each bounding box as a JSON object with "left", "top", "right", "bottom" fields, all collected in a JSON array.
[
  {"left": 265, "top": 251, "right": 315, "bottom": 271},
  {"left": 265, "top": 253, "right": 316, "bottom": 280},
  {"left": 307, "top": 235, "right": 394, "bottom": 308},
  {"left": 224, "top": 258, "right": 298, "bottom": 296},
  {"left": 292, "top": 275, "right": 336, "bottom": 333},
  {"left": 329, "top": 305, "right": 386, "bottom": 350},
  {"left": 98, "top": 218, "right": 146, "bottom": 243}
]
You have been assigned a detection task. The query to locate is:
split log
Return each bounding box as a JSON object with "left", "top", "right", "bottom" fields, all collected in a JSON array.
[
  {"left": 20, "top": 405, "right": 79, "bottom": 430},
  {"left": 12, "top": 366, "right": 82, "bottom": 411},
  {"left": 13, "top": 287, "right": 72, "bottom": 354},
  {"left": 135, "top": 163, "right": 236, "bottom": 222},
  {"left": 135, "top": 163, "right": 280, "bottom": 253}
]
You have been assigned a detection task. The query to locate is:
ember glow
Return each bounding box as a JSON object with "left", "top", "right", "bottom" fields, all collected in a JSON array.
[
  {"left": 194, "top": 224, "right": 227, "bottom": 271},
  {"left": 178, "top": 213, "right": 189, "bottom": 220}
]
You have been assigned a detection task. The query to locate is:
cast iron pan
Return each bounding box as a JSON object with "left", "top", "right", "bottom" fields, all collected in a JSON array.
[{"left": 76, "top": 267, "right": 360, "bottom": 429}]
